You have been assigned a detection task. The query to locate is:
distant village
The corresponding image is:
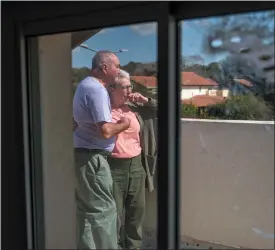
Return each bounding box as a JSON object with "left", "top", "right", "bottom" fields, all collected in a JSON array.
[{"left": 131, "top": 72, "right": 252, "bottom": 108}]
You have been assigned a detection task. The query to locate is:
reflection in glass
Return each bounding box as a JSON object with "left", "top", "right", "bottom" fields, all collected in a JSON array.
[
  {"left": 180, "top": 10, "right": 274, "bottom": 250},
  {"left": 181, "top": 11, "right": 274, "bottom": 121}
]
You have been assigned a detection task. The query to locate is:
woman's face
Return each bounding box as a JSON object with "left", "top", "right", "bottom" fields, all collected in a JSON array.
[{"left": 112, "top": 78, "right": 132, "bottom": 104}]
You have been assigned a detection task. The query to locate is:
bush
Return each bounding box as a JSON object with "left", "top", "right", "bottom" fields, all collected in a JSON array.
[
  {"left": 73, "top": 82, "right": 79, "bottom": 95},
  {"left": 207, "top": 94, "right": 273, "bottom": 120},
  {"left": 181, "top": 104, "right": 198, "bottom": 118},
  {"left": 207, "top": 103, "right": 226, "bottom": 118}
]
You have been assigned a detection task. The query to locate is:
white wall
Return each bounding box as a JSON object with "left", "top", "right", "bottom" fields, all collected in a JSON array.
[
  {"left": 38, "top": 34, "right": 76, "bottom": 249},
  {"left": 220, "top": 89, "right": 229, "bottom": 98},
  {"left": 143, "top": 120, "right": 274, "bottom": 249},
  {"left": 181, "top": 86, "right": 213, "bottom": 100},
  {"left": 181, "top": 87, "right": 230, "bottom": 100}
]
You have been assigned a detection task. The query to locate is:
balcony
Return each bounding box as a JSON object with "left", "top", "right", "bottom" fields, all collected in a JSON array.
[{"left": 141, "top": 119, "right": 274, "bottom": 249}]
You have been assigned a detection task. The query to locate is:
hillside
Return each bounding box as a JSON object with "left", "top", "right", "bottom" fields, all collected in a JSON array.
[
  {"left": 120, "top": 61, "right": 157, "bottom": 76},
  {"left": 72, "top": 61, "right": 158, "bottom": 85}
]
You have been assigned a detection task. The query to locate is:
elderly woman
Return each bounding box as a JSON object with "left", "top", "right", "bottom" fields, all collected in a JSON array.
[{"left": 108, "top": 69, "right": 157, "bottom": 249}]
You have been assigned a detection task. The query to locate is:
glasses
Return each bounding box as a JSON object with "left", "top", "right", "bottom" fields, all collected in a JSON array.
[
  {"left": 109, "top": 84, "right": 133, "bottom": 90},
  {"left": 119, "top": 85, "right": 132, "bottom": 90}
]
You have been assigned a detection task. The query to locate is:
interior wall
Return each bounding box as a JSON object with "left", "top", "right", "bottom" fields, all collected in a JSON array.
[{"left": 38, "top": 33, "right": 76, "bottom": 249}]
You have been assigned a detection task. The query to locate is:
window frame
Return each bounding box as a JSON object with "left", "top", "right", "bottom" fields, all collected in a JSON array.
[
  {"left": 2, "top": 1, "right": 274, "bottom": 250},
  {"left": 3, "top": 2, "right": 181, "bottom": 250}
]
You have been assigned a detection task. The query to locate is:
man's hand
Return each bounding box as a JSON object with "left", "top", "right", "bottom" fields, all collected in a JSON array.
[
  {"left": 118, "top": 116, "right": 131, "bottom": 129},
  {"left": 99, "top": 117, "right": 130, "bottom": 139},
  {"left": 128, "top": 93, "right": 148, "bottom": 104}
]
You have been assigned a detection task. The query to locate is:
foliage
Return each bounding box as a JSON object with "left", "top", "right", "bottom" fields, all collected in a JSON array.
[
  {"left": 72, "top": 67, "right": 90, "bottom": 85},
  {"left": 72, "top": 64, "right": 273, "bottom": 120},
  {"left": 181, "top": 94, "right": 273, "bottom": 120},
  {"left": 120, "top": 61, "right": 137, "bottom": 75},
  {"left": 149, "top": 89, "right": 158, "bottom": 100},
  {"left": 131, "top": 80, "right": 158, "bottom": 100},
  {"left": 72, "top": 61, "right": 157, "bottom": 87},
  {"left": 121, "top": 61, "right": 156, "bottom": 76},
  {"left": 263, "top": 89, "right": 275, "bottom": 109},
  {"left": 207, "top": 94, "right": 272, "bottom": 120},
  {"left": 71, "top": 66, "right": 158, "bottom": 99},
  {"left": 131, "top": 80, "right": 149, "bottom": 97},
  {"left": 260, "top": 89, "right": 275, "bottom": 120},
  {"left": 181, "top": 104, "right": 198, "bottom": 118}
]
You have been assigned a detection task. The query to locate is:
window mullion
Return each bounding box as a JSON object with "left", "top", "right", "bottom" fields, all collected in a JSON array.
[{"left": 157, "top": 3, "right": 181, "bottom": 249}]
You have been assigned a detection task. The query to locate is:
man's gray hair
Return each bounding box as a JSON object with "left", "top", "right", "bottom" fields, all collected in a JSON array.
[{"left": 92, "top": 51, "right": 116, "bottom": 70}]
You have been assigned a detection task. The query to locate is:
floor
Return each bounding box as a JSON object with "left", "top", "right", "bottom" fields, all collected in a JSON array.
[{"left": 141, "top": 227, "right": 236, "bottom": 249}]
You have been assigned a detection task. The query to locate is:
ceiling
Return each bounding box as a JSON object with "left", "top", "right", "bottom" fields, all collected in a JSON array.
[{"left": 71, "top": 29, "right": 101, "bottom": 50}]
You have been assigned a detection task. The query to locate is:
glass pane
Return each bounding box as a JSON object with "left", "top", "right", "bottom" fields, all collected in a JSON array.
[
  {"left": 180, "top": 11, "right": 274, "bottom": 249},
  {"left": 181, "top": 11, "right": 274, "bottom": 121},
  {"left": 28, "top": 22, "right": 159, "bottom": 249}
]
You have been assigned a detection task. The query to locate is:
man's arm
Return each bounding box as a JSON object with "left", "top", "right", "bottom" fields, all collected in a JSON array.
[
  {"left": 72, "top": 119, "right": 129, "bottom": 138},
  {"left": 87, "top": 89, "right": 129, "bottom": 139},
  {"left": 97, "top": 117, "right": 130, "bottom": 139}
]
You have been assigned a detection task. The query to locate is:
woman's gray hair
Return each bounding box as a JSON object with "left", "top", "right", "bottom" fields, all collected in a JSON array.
[
  {"left": 109, "top": 70, "right": 132, "bottom": 101},
  {"left": 119, "top": 69, "right": 130, "bottom": 80},
  {"left": 111, "top": 69, "right": 131, "bottom": 87}
]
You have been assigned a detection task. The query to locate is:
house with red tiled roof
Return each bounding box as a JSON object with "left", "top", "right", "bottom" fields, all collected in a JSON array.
[
  {"left": 182, "top": 95, "right": 226, "bottom": 108},
  {"left": 182, "top": 94, "right": 226, "bottom": 115},
  {"left": 229, "top": 78, "right": 254, "bottom": 96},
  {"left": 130, "top": 72, "right": 231, "bottom": 100},
  {"left": 181, "top": 72, "right": 223, "bottom": 100},
  {"left": 130, "top": 76, "right": 158, "bottom": 97},
  {"left": 131, "top": 76, "right": 157, "bottom": 88},
  {"left": 233, "top": 78, "right": 253, "bottom": 88}
]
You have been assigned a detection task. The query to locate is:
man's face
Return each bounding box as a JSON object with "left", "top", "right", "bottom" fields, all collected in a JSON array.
[{"left": 103, "top": 54, "right": 120, "bottom": 84}]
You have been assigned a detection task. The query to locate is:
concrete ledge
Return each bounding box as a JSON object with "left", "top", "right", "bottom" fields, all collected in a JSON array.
[{"left": 181, "top": 118, "right": 274, "bottom": 125}]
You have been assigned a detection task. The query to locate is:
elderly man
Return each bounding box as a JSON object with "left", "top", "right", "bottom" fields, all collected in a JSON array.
[{"left": 73, "top": 51, "right": 130, "bottom": 249}]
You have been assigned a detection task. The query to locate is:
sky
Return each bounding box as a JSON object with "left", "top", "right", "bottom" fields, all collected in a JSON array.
[
  {"left": 72, "top": 11, "right": 274, "bottom": 69},
  {"left": 72, "top": 20, "right": 225, "bottom": 68}
]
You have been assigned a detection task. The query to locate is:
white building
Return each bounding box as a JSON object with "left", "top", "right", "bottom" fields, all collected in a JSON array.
[{"left": 181, "top": 72, "right": 229, "bottom": 100}]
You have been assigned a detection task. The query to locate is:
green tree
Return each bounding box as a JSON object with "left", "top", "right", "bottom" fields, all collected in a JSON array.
[
  {"left": 72, "top": 67, "right": 90, "bottom": 84},
  {"left": 121, "top": 61, "right": 137, "bottom": 75},
  {"left": 181, "top": 104, "right": 198, "bottom": 118},
  {"left": 131, "top": 80, "right": 149, "bottom": 97},
  {"left": 207, "top": 94, "right": 273, "bottom": 120}
]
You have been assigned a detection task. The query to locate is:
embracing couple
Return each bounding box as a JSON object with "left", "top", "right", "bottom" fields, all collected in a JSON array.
[{"left": 73, "top": 51, "right": 157, "bottom": 250}]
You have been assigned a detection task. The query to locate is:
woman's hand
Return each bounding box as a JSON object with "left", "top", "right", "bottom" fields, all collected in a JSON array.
[{"left": 128, "top": 93, "right": 148, "bottom": 104}]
